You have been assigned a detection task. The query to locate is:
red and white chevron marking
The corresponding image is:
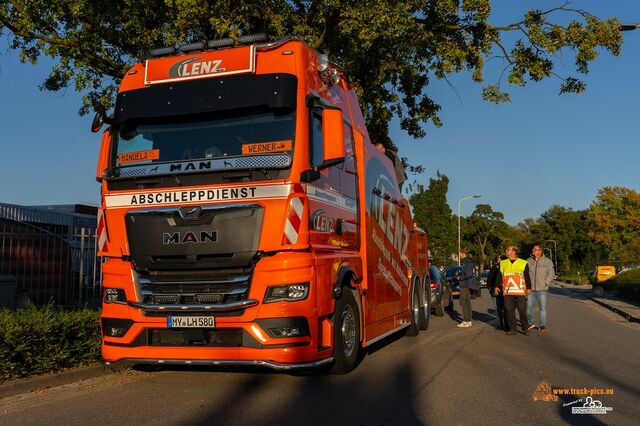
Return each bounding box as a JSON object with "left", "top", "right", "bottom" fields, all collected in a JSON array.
[
  {"left": 96, "top": 209, "right": 107, "bottom": 253},
  {"left": 282, "top": 196, "right": 305, "bottom": 245}
]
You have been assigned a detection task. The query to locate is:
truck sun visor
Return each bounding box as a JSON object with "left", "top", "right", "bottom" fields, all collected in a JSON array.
[{"left": 113, "top": 73, "right": 297, "bottom": 124}]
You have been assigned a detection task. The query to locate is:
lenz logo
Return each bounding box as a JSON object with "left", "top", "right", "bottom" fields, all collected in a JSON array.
[{"left": 163, "top": 231, "right": 217, "bottom": 245}]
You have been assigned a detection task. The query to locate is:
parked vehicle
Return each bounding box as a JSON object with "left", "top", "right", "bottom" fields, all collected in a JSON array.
[
  {"left": 443, "top": 266, "right": 463, "bottom": 298},
  {"left": 590, "top": 266, "right": 616, "bottom": 284},
  {"left": 428, "top": 265, "right": 453, "bottom": 316},
  {"left": 479, "top": 270, "right": 490, "bottom": 288},
  {"left": 94, "top": 35, "right": 431, "bottom": 374}
]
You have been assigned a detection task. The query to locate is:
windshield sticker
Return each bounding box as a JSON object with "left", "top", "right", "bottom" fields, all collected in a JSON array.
[
  {"left": 118, "top": 149, "right": 160, "bottom": 164},
  {"left": 242, "top": 140, "right": 292, "bottom": 155}
]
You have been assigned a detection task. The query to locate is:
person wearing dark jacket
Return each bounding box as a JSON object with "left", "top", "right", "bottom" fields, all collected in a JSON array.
[
  {"left": 495, "top": 246, "right": 532, "bottom": 335},
  {"left": 457, "top": 247, "right": 478, "bottom": 328},
  {"left": 488, "top": 254, "right": 508, "bottom": 331}
]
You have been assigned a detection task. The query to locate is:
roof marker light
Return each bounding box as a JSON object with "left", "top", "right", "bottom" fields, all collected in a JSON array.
[{"left": 317, "top": 54, "right": 329, "bottom": 72}]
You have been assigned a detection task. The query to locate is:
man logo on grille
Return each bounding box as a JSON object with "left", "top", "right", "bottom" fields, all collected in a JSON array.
[{"left": 163, "top": 231, "right": 217, "bottom": 244}]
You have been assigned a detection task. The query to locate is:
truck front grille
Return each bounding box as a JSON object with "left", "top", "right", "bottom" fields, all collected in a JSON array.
[{"left": 135, "top": 269, "right": 253, "bottom": 315}]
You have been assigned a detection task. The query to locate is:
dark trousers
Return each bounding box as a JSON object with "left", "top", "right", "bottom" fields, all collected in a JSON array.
[
  {"left": 504, "top": 295, "right": 528, "bottom": 333},
  {"left": 494, "top": 294, "right": 508, "bottom": 330},
  {"left": 460, "top": 287, "right": 472, "bottom": 322}
]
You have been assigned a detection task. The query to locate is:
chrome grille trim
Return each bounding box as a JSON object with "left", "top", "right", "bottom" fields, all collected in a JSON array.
[{"left": 128, "top": 299, "right": 258, "bottom": 312}]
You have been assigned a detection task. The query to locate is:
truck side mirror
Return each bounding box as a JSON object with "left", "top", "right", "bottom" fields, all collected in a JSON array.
[
  {"left": 96, "top": 129, "right": 112, "bottom": 182},
  {"left": 91, "top": 111, "right": 114, "bottom": 133},
  {"left": 320, "top": 108, "right": 345, "bottom": 168}
]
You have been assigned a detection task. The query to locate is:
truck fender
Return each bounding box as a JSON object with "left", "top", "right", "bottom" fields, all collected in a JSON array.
[
  {"left": 331, "top": 265, "right": 364, "bottom": 343},
  {"left": 332, "top": 265, "right": 359, "bottom": 299}
]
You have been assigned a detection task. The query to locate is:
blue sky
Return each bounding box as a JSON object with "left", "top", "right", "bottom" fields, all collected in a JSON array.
[{"left": 1, "top": 1, "right": 639, "bottom": 225}]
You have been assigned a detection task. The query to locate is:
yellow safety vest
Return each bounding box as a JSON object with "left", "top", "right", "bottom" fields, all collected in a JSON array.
[{"left": 500, "top": 258, "right": 528, "bottom": 296}]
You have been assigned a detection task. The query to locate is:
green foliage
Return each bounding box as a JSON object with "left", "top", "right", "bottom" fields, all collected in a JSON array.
[
  {"left": 0, "top": 0, "right": 624, "bottom": 143},
  {"left": 600, "top": 269, "right": 640, "bottom": 304},
  {"left": 519, "top": 205, "right": 608, "bottom": 273},
  {"left": 588, "top": 187, "right": 640, "bottom": 264},
  {"left": 409, "top": 171, "right": 456, "bottom": 267},
  {"left": 0, "top": 303, "right": 101, "bottom": 380},
  {"left": 462, "top": 203, "right": 508, "bottom": 270}
]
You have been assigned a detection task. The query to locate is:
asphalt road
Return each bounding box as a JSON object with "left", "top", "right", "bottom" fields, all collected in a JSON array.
[{"left": 2, "top": 284, "right": 639, "bottom": 426}]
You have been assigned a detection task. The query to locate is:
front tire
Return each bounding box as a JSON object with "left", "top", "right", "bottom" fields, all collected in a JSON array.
[{"left": 331, "top": 288, "right": 361, "bottom": 374}]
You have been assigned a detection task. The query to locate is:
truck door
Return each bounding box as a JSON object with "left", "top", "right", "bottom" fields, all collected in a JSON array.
[{"left": 307, "top": 108, "right": 358, "bottom": 250}]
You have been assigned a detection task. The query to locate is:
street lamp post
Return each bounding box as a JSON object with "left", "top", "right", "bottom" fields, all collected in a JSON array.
[
  {"left": 457, "top": 195, "right": 481, "bottom": 266},
  {"left": 546, "top": 239, "right": 558, "bottom": 274}
]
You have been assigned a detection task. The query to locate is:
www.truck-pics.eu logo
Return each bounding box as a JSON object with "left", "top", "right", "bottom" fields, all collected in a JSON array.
[{"left": 163, "top": 231, "right": 218, "bottom": 245}]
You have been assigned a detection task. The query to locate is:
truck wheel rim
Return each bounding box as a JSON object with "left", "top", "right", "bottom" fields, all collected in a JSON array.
[{"left": 341, "top": 304, "right": 356, "bottom": 357}]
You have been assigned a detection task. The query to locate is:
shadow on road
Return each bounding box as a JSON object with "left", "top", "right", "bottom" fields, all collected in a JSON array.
[{"left": 186, "top": 360, "right": 424, "bottom": 425}]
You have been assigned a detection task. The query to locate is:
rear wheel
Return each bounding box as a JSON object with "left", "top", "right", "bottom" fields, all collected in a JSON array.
[
  {"left": 434, "top": 297, "right": 445, "bottom": 317},
  {"left": 445, "top": 292, "right": 454, "bottom": 312},
  {"left": 418, "top": 277, "right": 430, "bottom": 330},
  {"left": 331, "top": 288, "right": 361, "bottom": 374},
  {"left": 405, "top": 282, "right": 421, "bottom": 336}
]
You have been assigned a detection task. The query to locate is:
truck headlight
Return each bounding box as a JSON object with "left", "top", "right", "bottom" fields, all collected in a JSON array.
[
  {"left": 264, "top": 283, "right": 310, "bottom": 303},
  {"left": 104, "top": 288, "right": 127, "bottom": 304}
]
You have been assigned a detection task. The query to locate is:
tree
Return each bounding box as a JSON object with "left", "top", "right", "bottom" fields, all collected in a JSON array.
[
  {"left": 524, "top": 205, "right": 606, "bottom": 273},
  {"left": 409, "top": 171, "right": 456, "bottom": 267},
  {"left": 588, "top": 186, "right": 640, "bottom": 264},
  {"left": 461, "top": 204, "right": 508, "bottom": 271},
  {"left": 0, "top": 1, "right": 624, "bottom": 144}
]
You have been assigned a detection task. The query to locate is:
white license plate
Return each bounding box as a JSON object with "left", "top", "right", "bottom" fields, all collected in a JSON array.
[{"left": 167, "top": 316, "right": 215, "bottom": 328}]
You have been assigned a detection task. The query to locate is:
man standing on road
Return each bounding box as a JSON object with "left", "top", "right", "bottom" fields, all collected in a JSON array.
[
  {"left": 498, "top": 246, "right": 532, "bottom": 335},
  {"left": 527, "top": 244, "right": 555, "bottom": 332},
  {"left": 457, "top": 247, "right": 478, "bottom": 328},
  {"left": 489, "top": 254, "right": 508, "bottom": 331}
]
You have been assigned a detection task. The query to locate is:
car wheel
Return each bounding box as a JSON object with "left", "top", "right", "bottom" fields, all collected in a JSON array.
[
  {"left": 331, "top": 287, "right": 361, "bottom": 374},
  {"left": 434, "top": 299, "right": 444, "bottom": 316},
  {"left": 445, "top": 292, "right": 454, "bottom": 312}
]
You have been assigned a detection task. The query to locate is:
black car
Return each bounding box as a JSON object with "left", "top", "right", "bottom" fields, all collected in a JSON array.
[
  {"left": 443, "top": 266, "right": 463, "bottom": 298},
  {"left": 429, "top": 265, "right": 453, "bottom": 316}
]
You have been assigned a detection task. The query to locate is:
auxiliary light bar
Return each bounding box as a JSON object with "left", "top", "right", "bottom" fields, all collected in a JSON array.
[{"left": 149, "top": 33, "right": 268, "bottom": 58}]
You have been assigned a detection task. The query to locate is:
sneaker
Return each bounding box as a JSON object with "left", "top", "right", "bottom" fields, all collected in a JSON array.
[
  {"left": 528, "top": 323, "right": 537, "bottom": 331},
  {"left": 457, "top": 321, "right": 468, "bottom": 328},
  {"left": 539, "top": 326, "right": 548, "bottom": 332}
]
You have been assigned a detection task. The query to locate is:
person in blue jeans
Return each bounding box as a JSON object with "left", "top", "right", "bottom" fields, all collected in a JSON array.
[{"left": 527, "top": 244, "right": 555, "bottom": 332}]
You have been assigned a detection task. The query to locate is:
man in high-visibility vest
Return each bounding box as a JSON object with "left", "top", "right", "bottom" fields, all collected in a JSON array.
[{"left": 494, "top": 245, "right": 532, "bottom": 335}]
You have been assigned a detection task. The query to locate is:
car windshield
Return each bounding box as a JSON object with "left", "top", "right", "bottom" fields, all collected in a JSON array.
[{"left": 110, "top": 109, "right": 296, "bottom": 177}]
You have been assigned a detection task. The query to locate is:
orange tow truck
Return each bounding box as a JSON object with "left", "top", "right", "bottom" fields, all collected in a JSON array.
[{"left": 94, "top": 35, "right": 430, "bottom": 373}]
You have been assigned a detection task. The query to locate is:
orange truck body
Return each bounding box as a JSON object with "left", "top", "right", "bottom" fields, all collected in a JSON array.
[{"left": 96, "top": 36, "right": 429, "bottom": 371}]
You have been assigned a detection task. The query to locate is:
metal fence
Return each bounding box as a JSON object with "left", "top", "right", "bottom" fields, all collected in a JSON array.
[{"left": 0, "top": 227, "right": 103, "bottom": 308}]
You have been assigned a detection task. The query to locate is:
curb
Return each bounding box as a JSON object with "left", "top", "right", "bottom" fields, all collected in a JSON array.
[
  {"left": 588, "top": 296, "right": 640, "bottom": 324},
  {"left": 0, "top": 363, "right": 114, "bottom": 399}
]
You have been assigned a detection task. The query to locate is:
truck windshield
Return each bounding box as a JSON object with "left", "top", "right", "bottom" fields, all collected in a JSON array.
[{"left": 110, "top": 110, "right": 295, "bottom": 178}]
